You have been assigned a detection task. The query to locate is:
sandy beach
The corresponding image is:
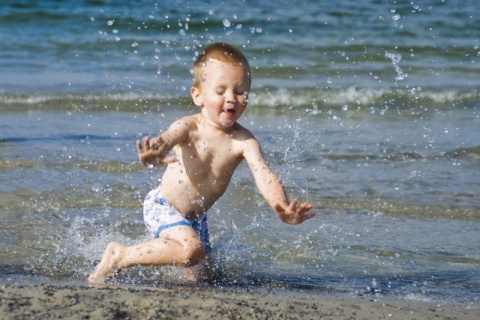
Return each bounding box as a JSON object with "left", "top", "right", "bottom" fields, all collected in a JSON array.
[{"left": 0, "top": 284, "right": 478, "bottom": 320}]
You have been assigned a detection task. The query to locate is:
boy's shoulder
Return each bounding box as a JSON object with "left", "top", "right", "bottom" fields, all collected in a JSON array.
[
  {"left": 231, "top": 121, "right": 255, "bottom": 139},
  {"left": 177, "top": 114, "right": 198, "bottom": 123},
  {"left": 169, "top": 114, "right": 199, "bottom": 130},
  {"left": 230, "top": 122, "right": 262, "bottom": 151}
]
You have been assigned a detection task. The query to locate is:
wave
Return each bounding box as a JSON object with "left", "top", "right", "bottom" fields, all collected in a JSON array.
[
  {"left": 447, "top": 145, "right": 480, "bottom": 161},
  {"left": 250, "top": 86, "right": 479, "bottom": 110},
  {"left": 312, "top": 198, "right": 480, "bottom": 221},
  {"left": 1, "top": 86, "right": 477, "bottom": 113},
  {"left": 323, "top": 147, "right": 480, "bottom": 164}
]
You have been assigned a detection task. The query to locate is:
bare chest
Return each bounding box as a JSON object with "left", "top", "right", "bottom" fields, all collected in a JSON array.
[{"left": 176, "top": 135, "right": 242, "bottom": 177}]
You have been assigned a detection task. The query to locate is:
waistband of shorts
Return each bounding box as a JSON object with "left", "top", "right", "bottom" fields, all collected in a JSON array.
[
  {"left": 149, "top": 188, "right": 207, "bottom": 223},
  {"left": 154, "top": 221, "right": 192, "bottom": 239}
]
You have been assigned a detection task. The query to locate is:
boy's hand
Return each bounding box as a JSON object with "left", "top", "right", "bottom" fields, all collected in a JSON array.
[
  {"left": 136, "top": 136, "right": 176, "bottom": 166},
  {"left": 274, "top": 199, "right": 316, "bottom": 225}
]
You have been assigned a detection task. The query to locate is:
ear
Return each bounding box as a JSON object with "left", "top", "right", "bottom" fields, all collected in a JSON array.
[{"left": 190, "top": 86, "right": 203, "bottom": 107}]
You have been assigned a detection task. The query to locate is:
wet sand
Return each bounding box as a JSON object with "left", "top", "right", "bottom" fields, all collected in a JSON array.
[{"left": 0, "top": 284, "right": 478, "bottom": 319}]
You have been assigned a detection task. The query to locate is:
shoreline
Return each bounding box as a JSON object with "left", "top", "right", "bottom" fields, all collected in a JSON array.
[{"left": 0, "top": 283, "right": 478, "bottom": 320}]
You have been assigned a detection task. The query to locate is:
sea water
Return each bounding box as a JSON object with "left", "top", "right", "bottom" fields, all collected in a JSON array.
[{"left": 0, "top": 0, "right": 479, "bottom": 305}]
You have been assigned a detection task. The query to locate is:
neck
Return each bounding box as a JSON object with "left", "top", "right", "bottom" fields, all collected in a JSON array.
[{"left": 199, "top": 113, "right": 236, "bottom": 133}]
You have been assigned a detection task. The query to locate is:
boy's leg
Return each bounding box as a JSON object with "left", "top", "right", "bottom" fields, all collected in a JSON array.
[
  {"left": 88, "top": 225, "right": 205, "bottom": 283},
  {"left": 186, "top": 212, "right": 212, "bottom": 282},
  {"left": 186, "top": 253, "right": 213, "bottom": 282}
]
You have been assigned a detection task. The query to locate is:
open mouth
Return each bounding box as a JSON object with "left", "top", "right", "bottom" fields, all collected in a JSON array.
[{"left": 223, "top": 108, "right": 236, "bottom": 116}]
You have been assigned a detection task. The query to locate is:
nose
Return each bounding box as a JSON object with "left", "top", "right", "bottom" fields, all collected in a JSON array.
[{"left": 224, "top": 89, "right": 235, "bottom": 103}]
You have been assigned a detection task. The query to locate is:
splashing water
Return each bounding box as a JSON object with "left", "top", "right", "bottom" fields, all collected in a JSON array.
[{"left": 385, "top": 52, "right": 408, "bottom": 81}]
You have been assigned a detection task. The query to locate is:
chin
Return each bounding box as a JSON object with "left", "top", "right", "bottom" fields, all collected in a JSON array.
[{"left": 221, "top": 121, "right": 236, "bottom": 128}]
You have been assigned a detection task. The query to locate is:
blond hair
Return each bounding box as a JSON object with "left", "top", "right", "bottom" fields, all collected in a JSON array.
[{"left": 192, "top": 42, "right": 251, "bottom": 88}]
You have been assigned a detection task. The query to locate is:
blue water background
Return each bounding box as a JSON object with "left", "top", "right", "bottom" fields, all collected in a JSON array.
[
  {"left": 2, "top": 0, "right": 479, "bottom": 93},
  {"left": 0, "top": 0, "right": 479, "bottom": 305}
]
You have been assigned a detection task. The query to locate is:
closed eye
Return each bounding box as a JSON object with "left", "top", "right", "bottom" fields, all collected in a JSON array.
[{"left": 235, "top": 88, "right": 249, "bottom": 95}]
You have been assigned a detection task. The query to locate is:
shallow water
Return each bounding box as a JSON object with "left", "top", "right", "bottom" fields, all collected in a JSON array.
[{"left": 1, "top": 0, "right": 479, "bottom": 305}]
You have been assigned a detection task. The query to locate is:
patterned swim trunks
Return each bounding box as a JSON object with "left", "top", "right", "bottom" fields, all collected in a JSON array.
[{"left": 143, "top": 188, "right": 211, "bottom": 252}]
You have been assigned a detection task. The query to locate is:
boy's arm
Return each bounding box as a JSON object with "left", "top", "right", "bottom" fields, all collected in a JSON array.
[
  {"left": 243, "top": 137, "right": 315, "bottom": 225},
  {"left": 136, "top": 118, "right": 191, "bottom": 166}
]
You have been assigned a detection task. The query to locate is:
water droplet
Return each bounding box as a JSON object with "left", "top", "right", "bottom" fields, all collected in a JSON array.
[
  {"left": 223, "top": 19, "right": 231, "bottom": 28},
  {"left": 309, "top": 103, "right": 319, "bottom": 116}
]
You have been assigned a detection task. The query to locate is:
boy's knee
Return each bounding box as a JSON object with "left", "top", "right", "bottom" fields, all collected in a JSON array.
[
  {"left": 183, "top": 243, "right": 206, "bottom": 267},
  {"left": 105, "top": 241, "right": 123, "bottom": 254}
]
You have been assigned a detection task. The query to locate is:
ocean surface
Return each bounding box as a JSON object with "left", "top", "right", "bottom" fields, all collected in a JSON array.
[{"left": 1, "top": 0, "right": 479, "bottom": 305}]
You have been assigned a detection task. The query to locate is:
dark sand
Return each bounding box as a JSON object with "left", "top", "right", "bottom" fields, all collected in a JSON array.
[{"left": 0, "top": 284, "right": 478, "bottom": 319}]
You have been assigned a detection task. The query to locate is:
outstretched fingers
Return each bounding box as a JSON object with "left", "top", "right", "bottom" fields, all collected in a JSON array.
[
  {"left": 143, "top": 136, "right": 152, "bottom": 150},
  {"left": 275, "top": 199, "right": 316, "bottom": 225},
  {"left": 137, "top": 136, "right": 152, "bottom": 152},
  {"left": 291, "top": 198, "right": 315, "bottom": 222},
  {"left": 136, "top": 137, "right": 148, "bottom": 165},
  {"left": 136, "top": 136, "right": 176, "bottom": 166}
]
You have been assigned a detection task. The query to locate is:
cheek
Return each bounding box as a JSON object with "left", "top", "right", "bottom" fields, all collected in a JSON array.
[
  {"left": 239, "top": 95, "right": 248, "bottom": 105},
  {"left": 203, "top": 94, "right": 223, "bottom": 106}
]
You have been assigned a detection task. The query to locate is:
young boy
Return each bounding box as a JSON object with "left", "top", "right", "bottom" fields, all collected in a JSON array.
[{"left": 88, "top": 42, "right": 315, "bottom": 283}]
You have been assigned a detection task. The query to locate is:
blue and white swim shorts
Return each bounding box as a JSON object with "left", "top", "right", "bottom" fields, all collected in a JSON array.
[{"left": 143, "top": 188, "right": 211, "bottom": 253}]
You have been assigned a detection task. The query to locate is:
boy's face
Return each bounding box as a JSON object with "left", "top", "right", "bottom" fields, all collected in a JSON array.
[{"left": 191, "top": 59, "right": 250, "bottom": 129}]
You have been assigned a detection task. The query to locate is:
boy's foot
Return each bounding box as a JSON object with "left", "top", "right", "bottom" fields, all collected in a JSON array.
[{"left": 87, "top": 241, "right": 125, "bottom": 284}]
